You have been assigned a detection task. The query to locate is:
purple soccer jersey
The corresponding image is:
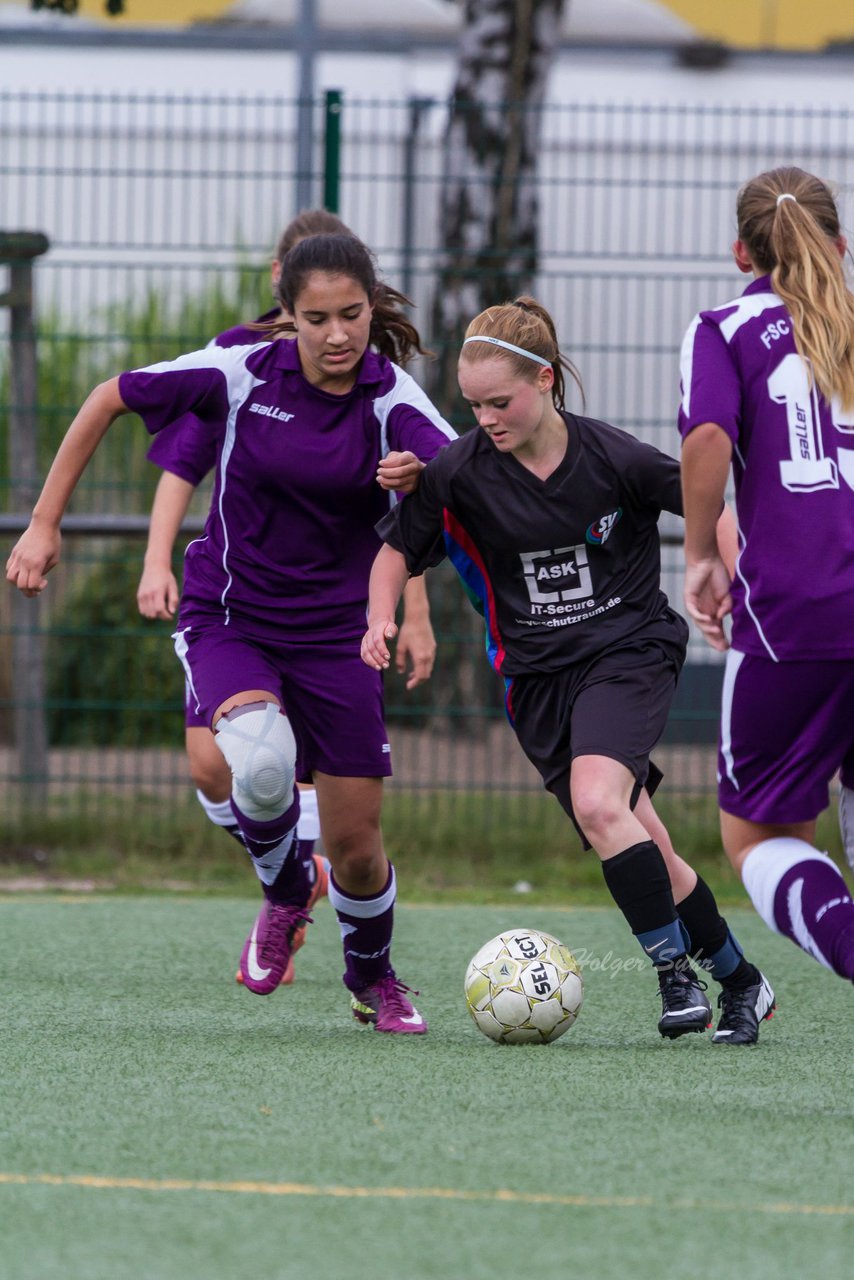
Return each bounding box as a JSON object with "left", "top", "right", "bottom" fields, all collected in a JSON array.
[
  {"left": 146, "top": 412, "right": 218, "bottom": 487},
  {"left": 145, "top": 310, "right": 278, "bottom": 482},
  {"left": 679, "top": 275, "right": 854, "bottom": 661},
  {"left": 146, "top": 313, "right": 277, "bottom": 731},
  {"left": 120, "top": 338, "right": 456, "bottom": 642}
]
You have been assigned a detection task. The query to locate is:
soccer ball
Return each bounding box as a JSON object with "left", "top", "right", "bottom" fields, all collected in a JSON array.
[{"left": 464, "top": 928, "right": 583, "bottom": 1045}]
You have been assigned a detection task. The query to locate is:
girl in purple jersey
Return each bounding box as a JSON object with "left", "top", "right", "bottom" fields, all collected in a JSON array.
[
  {"left": 679, "top": 165, "right": 854, "bottom": 985},
  {"left": 363, "top": 297, "right": 773, "bottom": 1044},
  {"left": 7, "top": 232, "right": 456, "bottom": 1034},
  {"left": 137, "top": 211, "right": 438, "bottom": 986}
]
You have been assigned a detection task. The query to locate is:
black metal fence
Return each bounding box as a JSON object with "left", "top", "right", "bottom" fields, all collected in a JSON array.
[{"left": 2, "top": 88, "right": 853, "bottom": 840}]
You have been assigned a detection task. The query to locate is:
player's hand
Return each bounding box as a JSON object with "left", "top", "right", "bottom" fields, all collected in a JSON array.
[
  {"left": 395, "top": 615, "right": 436, "bottom": 689},
  {"left": 137, "top": 565, "right": 180, "bottom": 619},
  {"left": 5, "top": 521, "right": 61, "bottom": 597},
  {"left": 684, "top": 557, "right": 732, "bottom": 652},
  {"left": 361, "top": 618, "right": 399, "bottom": 671},
  {"left": 377, "top": 451, "right": 424, "bottom": 494}
]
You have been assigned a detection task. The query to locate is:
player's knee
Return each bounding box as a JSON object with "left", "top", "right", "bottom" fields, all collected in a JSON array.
[
  {"left": 214, "top": 702, "right": 296, "bottom": 820},
  {"left": 325, "top": 833, "right": 383, "bottom": 888},
  {"left": 570, "top": 783, "right": 624, "bottom": 841},
  {"left": 187, "top": 751, "right": 232, "bottom": 802}
]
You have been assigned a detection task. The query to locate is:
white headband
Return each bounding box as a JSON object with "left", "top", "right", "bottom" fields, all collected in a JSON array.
[
  {"left": 776, "top": 193, "right": 797, "bottom": 207},
  {"left": 462, "top": 335, "right": 552, "bottom": 367}
]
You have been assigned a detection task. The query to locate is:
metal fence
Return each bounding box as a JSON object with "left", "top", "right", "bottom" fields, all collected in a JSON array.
[{"left": 2, "top": 87, "right": 853, "bottom": 843}]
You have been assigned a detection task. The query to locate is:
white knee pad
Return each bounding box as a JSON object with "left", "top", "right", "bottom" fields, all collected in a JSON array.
[
  {"left": 840, "top": 786, "right": 854, "bottom": 874},
  {"left": 214, "top": 702, "right": 296, "bottom": 821}
]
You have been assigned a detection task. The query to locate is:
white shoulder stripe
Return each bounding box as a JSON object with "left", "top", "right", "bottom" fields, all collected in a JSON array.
[
  {"left": 133, "top": 341, "right": 272, "bottom": 397},
  {"left": 136, "top": 342, "right": 270, "bottom": 624},
  {"left": 716, "top": 292, "right": 781, "bottom": 343},
  {"left": 372, "top": 364, "right": 457, "bottom": 446},
  {"left": 679, "top": 314, "right": 702, "bottom": 417},
  {"left": 680, "top": 292, "right": 784, "bottom": 413}
]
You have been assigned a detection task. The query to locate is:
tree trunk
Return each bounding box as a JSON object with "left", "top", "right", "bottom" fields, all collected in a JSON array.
[{"left": 430, "top": 0, "right": 566, "bottom": 419}]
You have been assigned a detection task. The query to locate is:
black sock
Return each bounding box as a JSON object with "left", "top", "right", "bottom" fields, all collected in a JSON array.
[
  {"left": 676, "top": 876, "right": 727, "bottom": 962},
  {"left": 719, "top": 957, "right": 762, "bottom": 990},
  {"left": 601, "top": 840, "right": 687, "bottom": 967},
  {"left": 676, "top": 875, "right": 760, "bottom": 987}
]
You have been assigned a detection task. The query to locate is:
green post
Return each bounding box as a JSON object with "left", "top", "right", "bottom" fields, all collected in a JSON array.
[{"left": 323, "top": 89, "right": 342, "bottom": 213}]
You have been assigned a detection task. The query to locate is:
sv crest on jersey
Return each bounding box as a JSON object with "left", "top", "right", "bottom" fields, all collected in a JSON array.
[
  {"left": 586, "top": 508, "right": 622, "bottom": 545},
  {"left": 519, "top": 545, "right": 593, "bottom": 604}
]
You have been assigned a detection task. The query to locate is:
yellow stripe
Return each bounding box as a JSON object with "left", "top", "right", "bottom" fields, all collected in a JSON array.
[
  {"left": 659, "top": 0, "right": 854, "bottom": 51},
  {"left": 74, "top": 0, "right": 236, "bottom": 26},
  {"left": 0, "top": 1172, "right": 850, "bottom": 1216}
]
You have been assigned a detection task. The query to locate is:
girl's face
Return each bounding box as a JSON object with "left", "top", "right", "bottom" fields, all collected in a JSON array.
[
  {"left": 458, "top": 355, "right": 553, "bottom": 452},
  {"left": 291, "top": 270, "right": 374, "bottom": 391}
]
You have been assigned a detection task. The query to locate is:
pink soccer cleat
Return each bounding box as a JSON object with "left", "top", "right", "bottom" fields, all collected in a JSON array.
[
  {"left": 350, "top": 975, "right": 428, "bottom": 1034},
  {"left": 236, "top": 853, "right": 328, "bottom": 987}
]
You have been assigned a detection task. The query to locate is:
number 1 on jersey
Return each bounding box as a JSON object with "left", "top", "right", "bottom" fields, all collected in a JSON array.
[{"left": 768, "top": 351, "right": 854, "bottom": 493}]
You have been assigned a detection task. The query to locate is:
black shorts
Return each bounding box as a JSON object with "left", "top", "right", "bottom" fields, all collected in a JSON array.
[{"left": 505, "top": 626, "right": 686, "bottom": 846}]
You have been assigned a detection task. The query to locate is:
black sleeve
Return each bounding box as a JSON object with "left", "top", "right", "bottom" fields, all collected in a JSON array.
[
  {"left": 374, "top": 456, "right": 450, "bottom": 574},
  {"left": 620, "top": 435, "right": 683, "bottom": 517}
]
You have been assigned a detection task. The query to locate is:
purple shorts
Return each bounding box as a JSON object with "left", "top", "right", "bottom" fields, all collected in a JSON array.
[
  {"left": 173, "top": 615, "right": 392, "bottom": 780},
  {"left": 184, "top": 679, "right": 207, "bottom": 729},
  {"left": 719, "top": 649, "right": 854, "bottom": 824}
]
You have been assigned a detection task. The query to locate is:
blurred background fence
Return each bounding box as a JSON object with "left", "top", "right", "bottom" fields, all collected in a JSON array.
[{"left": 2, "top": 87, "right": 853, "bottom": 853}]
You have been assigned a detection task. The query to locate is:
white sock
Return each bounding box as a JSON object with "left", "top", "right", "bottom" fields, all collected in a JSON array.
[
  {"left": 741, "top": 837, "right": 840, "bottom": 970},
  {"left": 296, "top": 787, "right": 320, "bottom": 843},
  {"left": 195, "top": 790, "right": 237, "bottom": 829}
]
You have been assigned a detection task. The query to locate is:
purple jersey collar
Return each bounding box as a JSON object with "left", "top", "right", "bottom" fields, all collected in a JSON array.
[{"left": 743, "top": 274, "right": 773, "bottom": 296}]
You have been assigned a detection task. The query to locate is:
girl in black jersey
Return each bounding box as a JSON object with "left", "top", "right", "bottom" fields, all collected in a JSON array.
[{"left": 362, "top": 297, "right": 774, "bottom": 1045}]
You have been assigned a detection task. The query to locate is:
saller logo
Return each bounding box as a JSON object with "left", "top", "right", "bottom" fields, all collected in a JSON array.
[
  {"left": 586, "top": 508, "right": 622, "bottom": 545},
  {"left": 249, "top": 402, "right": 294, "bottom": 422}
]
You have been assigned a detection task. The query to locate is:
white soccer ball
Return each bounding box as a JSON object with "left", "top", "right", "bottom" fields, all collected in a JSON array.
[{"left": 464, "top": 928, "right": 583, "bottom": 1045}]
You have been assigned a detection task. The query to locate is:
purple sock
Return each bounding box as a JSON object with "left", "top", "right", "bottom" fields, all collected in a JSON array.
[
  {"left": 232, "top": 792, "right": 309, "bottom": 905},
  {"left": 294, "top": 838, "right": 320, "bottom": 896},
  {"left": 295, "top": 837, "right": 316, "bottom": 865},
  {"left": 328, "top": 864, "right": 396, "bottom": 991},
  {"left": 774, "top": 860, "right": 854, "bottom": 980}
]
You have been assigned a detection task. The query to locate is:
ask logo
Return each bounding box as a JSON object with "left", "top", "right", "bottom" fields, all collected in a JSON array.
[{"left": 519, "top": 544, "right": 593, "bottom": 604}]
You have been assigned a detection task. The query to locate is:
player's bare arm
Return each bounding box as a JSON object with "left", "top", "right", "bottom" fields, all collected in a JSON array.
[
  {"left": 362, "top": 543, "right": 411, "bottom": 670},
  {"left": 137, "top": 471, "right": 195, "bottom": 620},
  {"left": 6, "top": 377, "right": 128, "bottom": 596},
  {"left": 681, "top": 421, "right": 734, "bottom": 651},
  {"left": 396, "top": 575, "right": 436, "bottom": 689}
]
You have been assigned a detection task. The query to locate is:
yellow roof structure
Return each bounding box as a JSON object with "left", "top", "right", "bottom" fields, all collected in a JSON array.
[
  {"left": 659, "top": 0, "right": 854, "bottom": 51},
  {"left": 4, "top": 0, "right": 854, "bottom": 52}
]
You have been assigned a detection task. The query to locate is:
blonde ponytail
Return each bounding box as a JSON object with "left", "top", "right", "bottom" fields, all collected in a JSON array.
[{"left": 737, "top": 167, "right": 854, "bottom": 412}]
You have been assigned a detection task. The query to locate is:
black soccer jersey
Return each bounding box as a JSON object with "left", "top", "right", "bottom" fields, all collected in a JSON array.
[{"left": 376, "top": 412, "right": 686, "bottom": 676}]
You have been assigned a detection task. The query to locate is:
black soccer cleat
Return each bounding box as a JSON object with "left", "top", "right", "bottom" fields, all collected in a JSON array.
[
  {"left": 657, "top": 965, "right": 712, "bottom": 1039},
  {"left": 711, "top": 973, "right": 776, "bottom": 1046}
]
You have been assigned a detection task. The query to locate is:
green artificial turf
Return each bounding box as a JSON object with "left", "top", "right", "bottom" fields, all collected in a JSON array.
[{"left": 1, "top": 896, "right": 851, "bottom": 1280}]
